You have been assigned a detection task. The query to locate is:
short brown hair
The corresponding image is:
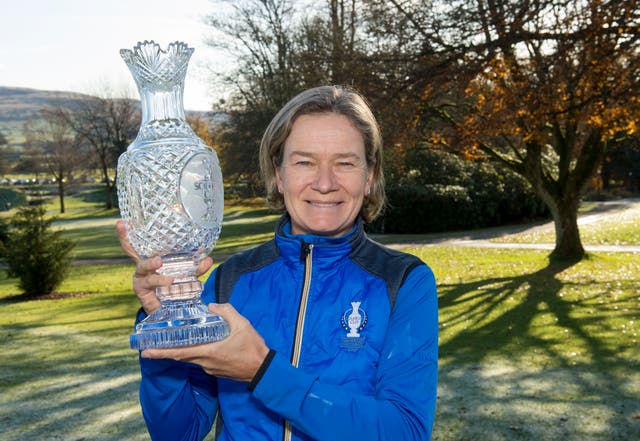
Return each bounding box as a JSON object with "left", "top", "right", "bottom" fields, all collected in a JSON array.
[{"left": 259, "top": 85, "right": 385, "bottom": 222}]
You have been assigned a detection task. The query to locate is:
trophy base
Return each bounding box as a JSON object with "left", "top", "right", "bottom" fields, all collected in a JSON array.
[{"left": 130, "top": 299, "right": 230, "bottom": 350}]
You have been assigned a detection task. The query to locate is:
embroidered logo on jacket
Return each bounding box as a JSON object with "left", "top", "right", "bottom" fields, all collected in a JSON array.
[{"left": 340, "top": 301, "right": 367, "bottom": 351}]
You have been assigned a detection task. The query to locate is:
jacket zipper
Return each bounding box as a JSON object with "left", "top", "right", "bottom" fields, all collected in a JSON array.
[{"left": 283, "top": 243, "right": 313, "bottom": 441}]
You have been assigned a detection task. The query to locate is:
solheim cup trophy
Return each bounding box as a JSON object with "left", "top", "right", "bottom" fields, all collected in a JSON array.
[{"left": 117, "top": 41, "right": 229, "bottom": 349}]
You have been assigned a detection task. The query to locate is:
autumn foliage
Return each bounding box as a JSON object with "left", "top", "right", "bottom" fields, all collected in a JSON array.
[
  {"left": 412, "top": 0, "right": 640, "bottom": 259},
  {"left": 207, "top": 0, "right": 639, "bottom": 260}
]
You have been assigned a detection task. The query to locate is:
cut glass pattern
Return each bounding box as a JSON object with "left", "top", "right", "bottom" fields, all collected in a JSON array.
[{"left": 117, "top": 41, "right": 229, "bottom": 349}]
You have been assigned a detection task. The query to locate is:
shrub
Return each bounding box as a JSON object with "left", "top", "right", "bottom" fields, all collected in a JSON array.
[
  {"left": 369, "top": 148, "right": 549, "bottom": 234},
  {"left": 4, "top": 204, "right": 75, "bottom": 297},
  {"left": 0, "top": 217, "right": 9, "bottom": 250},
  {"left": 371, "top": 184, "right": 474, "bottom": 233},
  {"left": 0, "top": 187, "right": 27, "bottom": 211}
]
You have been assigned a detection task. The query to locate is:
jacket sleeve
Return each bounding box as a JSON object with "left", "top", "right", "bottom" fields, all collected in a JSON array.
[
  {"left": 251, "top": 264, "right": 438, "bottom": 441},
  {"left": 136, "top": 315, "right": 218, "bottom": 440}
]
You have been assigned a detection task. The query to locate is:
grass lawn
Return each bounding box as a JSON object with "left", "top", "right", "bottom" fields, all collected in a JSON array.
[
  {"left": 47, "top": 194, "right": 280, "bottom": 260},
  {"left": 0, "top": 187, "right": 279, "bottom": 260},
  {"left": 0, "top": 265, "right": 149, "bottom": 440},
  {"left": 416, "top": 247, "right": 639, "bottom": 440},
  {"left": 1, "top": 249, "right": 638, "bottom": 440},
  {"left": 0, "top": 190, "right": 639, "bottom": 440}
]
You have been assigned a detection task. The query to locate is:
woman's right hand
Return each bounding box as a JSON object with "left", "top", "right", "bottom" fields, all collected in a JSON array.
[{"left": 116, "top": 219, "right": 170, "bottom": 315}]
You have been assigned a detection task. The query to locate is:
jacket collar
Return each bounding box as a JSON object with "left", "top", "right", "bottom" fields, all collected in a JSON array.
[{"left": 274, "top": 213, "right": 366, "bottom": 264}]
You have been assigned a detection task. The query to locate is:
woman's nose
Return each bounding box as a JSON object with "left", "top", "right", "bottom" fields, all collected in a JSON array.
[{"left": 312, "top": 164, "right": 337, "bottom": 193}]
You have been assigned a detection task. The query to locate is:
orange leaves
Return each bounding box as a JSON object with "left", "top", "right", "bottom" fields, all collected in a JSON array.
[
  {"left": 462, "top": 143, "right": 483, "bottom": 161},
  {"left": 457, "top": 54, "right": 538, "bottom": 151},
  {"left": 585, "top": 96, "right": 640, "bottom": 140},
  {"left": 428, "top": 131, "right": 447, "bottom": 147},
  {"left": 407, "top": 0, "right": 640, "bottom": 171}
]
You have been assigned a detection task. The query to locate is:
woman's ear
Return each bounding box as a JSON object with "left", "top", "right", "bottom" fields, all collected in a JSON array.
[{"left": 365, "top": 169, "right": 374, "bottom": 196}]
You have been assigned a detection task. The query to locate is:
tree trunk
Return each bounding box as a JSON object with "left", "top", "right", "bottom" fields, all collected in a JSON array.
[
  {"left": 58, "top": 180, "right": 65, "bottom": 214},
  {"left": 548, "top": 197, "right": 584, "bottom": 261},
  {"left": 105, "top": 181, "right": 114, "bottom": 210}
]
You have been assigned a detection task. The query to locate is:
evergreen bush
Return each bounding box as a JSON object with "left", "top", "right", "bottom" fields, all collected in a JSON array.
[
  {"left": 0, "top": 187, "right": 27, "bottom": 211},
  {"left": 3, "top": 204, "right": 75, "bottom": 297},
  {"left": 370, "top": 149, "right": 548, "bottom": 233}
]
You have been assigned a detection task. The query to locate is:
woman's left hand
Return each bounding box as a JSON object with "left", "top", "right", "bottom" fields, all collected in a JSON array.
[{"left": 141, "top": 303, "right": 270, "bottom": 382}]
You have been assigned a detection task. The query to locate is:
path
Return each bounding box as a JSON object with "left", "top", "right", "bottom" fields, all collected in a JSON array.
[
  {"left": 383, "top": 198, "right": 640, "bottom": 253},
  {"left": 71, "top": 198, "right": 640, "bottom": 266}
]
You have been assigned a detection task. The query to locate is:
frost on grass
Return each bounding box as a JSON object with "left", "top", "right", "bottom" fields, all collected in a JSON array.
[{"left": 434, "top": 358, "right": 640, "bottom": 441}]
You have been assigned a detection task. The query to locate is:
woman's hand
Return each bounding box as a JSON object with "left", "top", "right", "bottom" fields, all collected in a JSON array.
[
  {"left": 141, "top": 303, "right": 270, "bottom": 382},
  {"left": 116, "top": 219, "right": 214, "bottom": 315}
]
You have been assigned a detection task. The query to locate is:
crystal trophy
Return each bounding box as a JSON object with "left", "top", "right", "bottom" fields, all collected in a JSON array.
[{"left": 117, "top": 41, "right": 229, "bottom": 349}]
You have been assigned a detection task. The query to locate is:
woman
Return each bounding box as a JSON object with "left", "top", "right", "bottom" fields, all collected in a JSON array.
[{"left": 117, "top": 85, "right": 438, "bottom": 441}]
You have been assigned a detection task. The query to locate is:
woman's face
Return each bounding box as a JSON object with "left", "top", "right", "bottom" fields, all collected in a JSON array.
[{"left": 276, "top": 113, "right": 373, "bottom": 237}]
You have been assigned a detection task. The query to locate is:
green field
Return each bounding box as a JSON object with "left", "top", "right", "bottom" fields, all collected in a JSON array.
[{"left": 0, "top": 189, "right": 638, "bottom": 440}]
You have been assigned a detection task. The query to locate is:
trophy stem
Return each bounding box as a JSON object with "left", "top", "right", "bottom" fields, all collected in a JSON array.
[{"left": 155, "top": 279, "right": 201, "bottom": 301}]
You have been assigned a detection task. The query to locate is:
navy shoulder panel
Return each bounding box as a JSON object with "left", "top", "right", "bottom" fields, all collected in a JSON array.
[
  {"left": 349, "top": 237, "right": 424, "bottom": 310},
  {"left": 215, "top": 239, "right": 280, "bottom": 304}
]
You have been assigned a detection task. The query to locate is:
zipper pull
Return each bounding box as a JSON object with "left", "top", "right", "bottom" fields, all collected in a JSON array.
[{"left": 300, "top": 243, "right": 313, "bottom": 261}]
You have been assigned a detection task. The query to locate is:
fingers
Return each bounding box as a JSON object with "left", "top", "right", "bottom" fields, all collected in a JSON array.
[
  {"left": 131, "top": 255, "right": 170, "bottom": 314},
  {"left": 195, "top": 256, "right": 214, "bottom": 277},
  {"left": 132, "top": 257, "right": 172, "bottom": 303},
  {"left": 119, "top": 221, "right": 214, "bottom": 278},
  {"left": 117, "top": 220, "right": 161, "bottom": 280},
  {"left": 133, "top": 256, "right": 173, "bottom": 286},
  {"left": 208, "top": 302, "right": 237, "bottom": 320},
  {"left": 141, "top": 305, "right": 269, "bottom": 381},
  {"left": 141, "top": 345, "right": 210, "bottom": 368},
  {"left": 134, "top": 255, "right": 162, "bottom": 277},
  {"left": 133, "top": 272, "right": 173, "bottom": 291},
  {"left": 141, "top": 347, "right": 185, "bottom": 361},
  {"left": 208, "top": 303, "right": 252, "bottom": 333}
]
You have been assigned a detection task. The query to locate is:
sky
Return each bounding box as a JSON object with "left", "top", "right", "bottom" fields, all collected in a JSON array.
[{"left": 0, "top": 0, "right": 231, "bottom": 111}]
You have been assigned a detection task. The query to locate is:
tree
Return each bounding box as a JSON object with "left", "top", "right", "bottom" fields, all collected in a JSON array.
[
  {"left": 186, "top": 113, "right": 217, "bottom": 148},
  {"left": 208, "top": 0, "right": 301, "bottom": 109},
  {"left": 19, "top": 119, "right": 47, "bottom": 181},
  {"left": 293, "top": 0, "right": 363, "bottom": 85},
  {"left": 206, "top": 0, "right": 445, "bottom": 195},
  {"left": 4, "top": 204, "right": 74, "bottom": 297},
  {"left": 206, "top": 0, "right": 303, "bottom": 191},
  {"left": 210, "top": 0, "right": 369, "bottom": 192},
  {"left": 385, "top": 0, "right": 640, "bottom": 260},
  {"left": 215, "top": 107, "right": 272, "bottom": 196},
  {"left": 67, "top": 94, "right": 139, "bottom": 209},
  {"left": 23, "top": 105, "right": 85, "bottom": 213}
]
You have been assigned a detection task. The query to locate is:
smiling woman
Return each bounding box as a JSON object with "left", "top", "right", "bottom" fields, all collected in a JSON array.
[
  {"left": 275, "top": 113, "right": 373, "bottom": 237},
  {"left": 119, "top": 85, "right": 439, "bottom": 441},
  {"left": 261, "top": 86, "right": 386, "bottom": 224}
]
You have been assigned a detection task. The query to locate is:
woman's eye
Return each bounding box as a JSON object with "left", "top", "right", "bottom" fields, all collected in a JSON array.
[
  {"left": 338, "top": 161, "right": 355, "bottom": 167},
  {"left": 296, "top": 160, "right": 312, "bottom": 166}
]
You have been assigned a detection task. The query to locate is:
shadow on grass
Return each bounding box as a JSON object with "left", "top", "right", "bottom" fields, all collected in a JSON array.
[
  {"left": 435, "top": 258, "right": 640, "bottom": 440},
  {"left": 1, "top": 340, "right": 147, "bottom": 440},
  {"left": 0, "top": 292, "right": 152, "bottom": 440}
]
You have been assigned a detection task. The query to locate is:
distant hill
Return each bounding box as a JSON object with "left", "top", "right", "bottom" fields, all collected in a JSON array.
[
  {"left": 0, "top": 86, "right": 217, "bottom": 149},
  {"left": 0, "top": 87, "right": 100, "bottom": 147}
]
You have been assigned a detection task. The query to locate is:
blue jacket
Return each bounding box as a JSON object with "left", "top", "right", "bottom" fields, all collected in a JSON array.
[{"left": 138, "top": 215, "right": 438, "bottom": 441}]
